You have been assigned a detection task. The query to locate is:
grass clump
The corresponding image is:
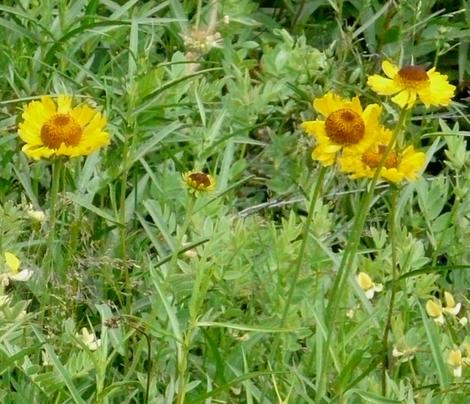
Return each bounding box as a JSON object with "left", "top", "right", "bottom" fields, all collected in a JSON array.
[{"left": 0, "top": 0, "right": 469, "bottom": 402}]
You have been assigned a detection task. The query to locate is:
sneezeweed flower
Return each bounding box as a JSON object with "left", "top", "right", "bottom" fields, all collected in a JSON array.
[
  {"left": 301, "top": 92, "right": 382, "bottom": 166},
  {"left": 0, "top": 252, "right": 33, "bottom": 286},
  {"left": 78, "top": 327, "right": 101, "bottom": 351},
  {"left": 183, "top": 171, "right": 216, "bottom": 193},
  {"left": 339, "top": 126, "right": 426, "bottom": 183},
  {"left": 447, "top": 349, "right": 463, "bottom": 377},
  {"left": 356, "top": 271, "right": 383, "bottom": 299},
  {"left": 18, "top": 95, "right": 110, "bottom": 160},
  {"left": 367, "top": 61, "right": 455, "bottom": 109}
]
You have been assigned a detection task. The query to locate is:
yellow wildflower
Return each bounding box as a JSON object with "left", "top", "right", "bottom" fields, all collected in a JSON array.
[
  {"left": 301, "top": 92, "right": 382, "bottom": 166},
  {"left": 1, "top": 252, "right": 33, "bottom": 286},
  {"left": 356, "top": 271, "right": 383, "bottom": 299},
  {"left": 367, "top": 61, "right": 455, "bottom": 109},
  {"left": 18, "top": 95, "right": 110, "bottom": 160},
  {"left": 448, "top": 349, "right": 463, "bottom": 377},
  {"left": 426, "top": 299, "right": 445, "bottom": 325},
  {"left": 443, "top": 291, "right": 461, "bottom": 316},
  {"left": 79, "top": 327, "right": 101, "bottom": 351},
  {"left": 339, "top": 126, "right": 425, "bottom": 183},
  {"left": 183, "top": 171, "right": 216, "bottom": 192},
  {"left": 426, "top": 291, "right": 461, "bottom": 325}
]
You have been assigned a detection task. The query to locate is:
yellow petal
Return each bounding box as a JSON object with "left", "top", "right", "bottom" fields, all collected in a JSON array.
[
  {"left": 40, "top": 96, "right": 57, "bottom": 116},
  {"left": 381, "top": 168, "right": 404, "bottom": 184},
  {"left": 419, "top": 70, "right": 456, "bottom": 107},
  {"left": 391, "top": 90, "right": 413, "bottom": 109},
  {"left": 448, "top": 349, "right": 462, "bottom": 367},
  {"left": 426, "top": 299, "right": 443, "bottom": 318},
  {"left": 444, "top": 291, "right": 456, "bottom": 308},
  {"left": 356, "top": 272, "right": 373, "bottom": 291},
  {"left": 367, "top": 75, "right": 399, "bottom": 95},
  {"left": 313, "top": 92, "right": 348, "bottom": 117},
  {"left": 348, "top": 96, "right": 363, "bottom": 115},
  {"left": 71, "top": 105, "right": 97, "bottom": 127},
  {"left": 4, "top": 252, "right": 20, "bottom": 273},
  {"left": 22, "top": 144, "right": 56, "bottom": 160},
  {"left": 301, "top": 121, "right": 325, "bottom": 138},
  {"left": 18, "top": 122, "right": 43, "bottom": 145},
  {"left": 56, "top": 95, "right": 73, "bottom": 113},
  {"left": 382, "top": 61, "right": 398, "bottom": 78}
]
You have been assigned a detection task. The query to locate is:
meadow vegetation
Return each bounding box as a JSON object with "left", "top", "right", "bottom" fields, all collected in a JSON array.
[{"left": 0, "top": 0, "right": 470, "bottom": 402}]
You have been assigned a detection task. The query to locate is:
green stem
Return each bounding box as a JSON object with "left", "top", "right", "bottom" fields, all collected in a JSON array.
[
  {"left": 316, "top": 108, "right": 408, "bottom": 401},
  {"left": 382, "top": 186, "right": 399, "bottom": 395},
  {"left": 171, "top": 194, "right": 196, "bottom": 269},
  {"left": 280, "top": 165, "right": 327, "bottom": 327},
  {"left": 44, "top": 157, "right": 64, "bottom": 282},
  {"left": 258, "top": 166, "right": 326, "bottom": 403},
  {"left": 175, "top": 194, "right": 198, "bottom": 404}
]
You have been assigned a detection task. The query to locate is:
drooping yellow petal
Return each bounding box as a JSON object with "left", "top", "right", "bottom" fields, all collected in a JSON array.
[
  {"left": 391, "top": 90, "right": 412, "bottom": 109},
  {"left": 22, "top": 144, "right": 56, "bottom": 160},
  {"left": 301, "top": 121, "right": 325, "bottom": 138},
  {"left": 367, "top": 75, "right": 399, "bottom": 95},
  {"left": 382, "top": 61, "right": 398, "bottom": 78}
]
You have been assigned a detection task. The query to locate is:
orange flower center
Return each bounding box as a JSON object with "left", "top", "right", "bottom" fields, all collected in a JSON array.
[
  {"left": 362, "top": 145, "right": 398, "bottom": 169},
  {"left": 325, "top": 109, "right": 365, "bottom": 145},
  {"left": 397, "top": 65, "right": 429, "bottom": 89},
  {"left": 40, "top": 114, "right": 82, "bottom": 149},
  {"left": 189, "top": 172, "right": 211, "bottom": 188}
]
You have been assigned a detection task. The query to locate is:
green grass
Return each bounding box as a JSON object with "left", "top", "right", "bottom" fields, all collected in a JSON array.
[{"left": 0, "top": 0, "right": 470, "bottom": 402}]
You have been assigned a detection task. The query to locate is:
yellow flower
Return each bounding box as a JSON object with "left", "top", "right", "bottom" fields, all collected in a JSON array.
[
  {"left": 183, "top": 171, "right": 216, "bottom": 192},
  {"left": 1, "top": 252, "right": 33, "bottom": 286},
  {"left": 356, "top": 271, "right": 383, "bottom": 299},
  {"left": 426, "top": 299, "right": 445, "bottom": 325},
  {"left": 426, "top": 291, "right": 461, "bottom": 325},
  {"left": 442, "top": 291, "right": 461, "bottom": 316},
  {"left": 18, "top": 95, "right": 110, "bottom": 160},
  {"left": 448, "top": 349, "right": 463, "bottom": 378},
  {"left": 78, "top": 327, "right": 101, "bottom": 351},
  {"left": 339, "top": 126, "right": 425, "bottom": 184},
  {"left": 301, "top": 92, "right": 382, "bottom": 166},
  {"left": 367, "top": 61, "right": 455, "bottom": 109}
]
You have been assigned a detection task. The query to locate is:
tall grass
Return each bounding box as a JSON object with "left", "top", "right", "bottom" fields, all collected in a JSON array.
[{"left": 0, "top": 0, "right": 469, "bottom": 402}]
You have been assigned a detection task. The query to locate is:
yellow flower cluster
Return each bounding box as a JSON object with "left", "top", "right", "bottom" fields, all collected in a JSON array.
[
  {"left": 301, "top": 61, "right": 455, "bottom": 184},
  {"left": 301, "top": 91, "right": 425, "bottom": 184}
]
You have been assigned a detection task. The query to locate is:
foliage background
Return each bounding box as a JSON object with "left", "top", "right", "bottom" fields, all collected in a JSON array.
[{"left": 0, "top": 0, "right": 469, "bottom": 402}]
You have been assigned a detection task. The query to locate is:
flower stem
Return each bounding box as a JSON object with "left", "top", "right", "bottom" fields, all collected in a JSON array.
[
  {"left": 316, "top": 108, "right": 408, "bottom": 401},
  {"left": 175, "top": 194, "right": 198, "bottom": 404},
  {"left": 280, "top": 165, "right": 327, "bottom": 327},
  {"left": 171, "top": 193, "right": 196, "bottom": 269},
  {"left": 382, "top": 186, "right": 399, "bottom": 394},
  {"left": 44, "top": 157, "right": 64, "bottom": 282}
]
